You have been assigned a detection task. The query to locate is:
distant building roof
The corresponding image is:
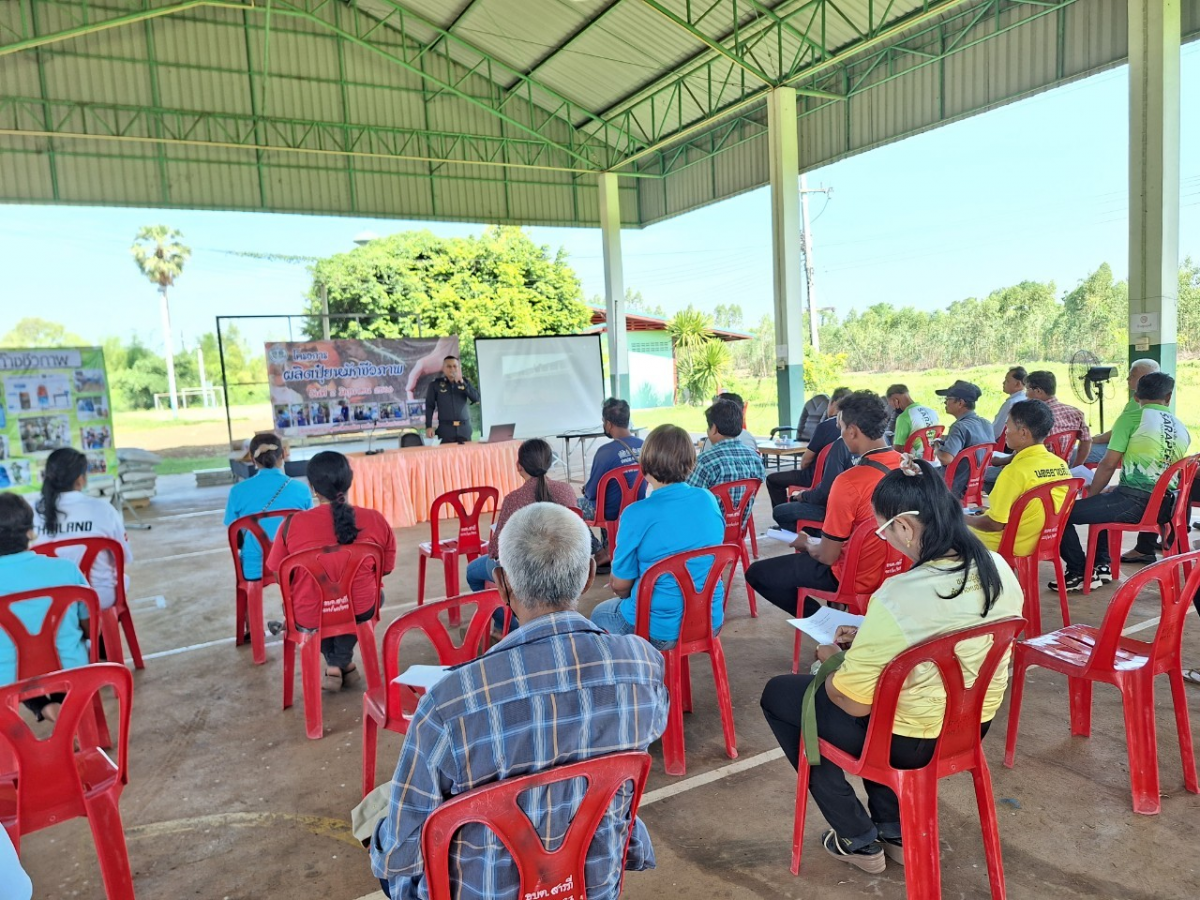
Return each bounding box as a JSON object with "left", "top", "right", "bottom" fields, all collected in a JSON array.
[{"left": 586, "top": 307, "right": 751, "bottom": 343}]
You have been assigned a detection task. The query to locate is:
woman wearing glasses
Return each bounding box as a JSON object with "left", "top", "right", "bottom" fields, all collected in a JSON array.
[{"left": 760, "top": 456, "right": 1022, "bottom": 875}]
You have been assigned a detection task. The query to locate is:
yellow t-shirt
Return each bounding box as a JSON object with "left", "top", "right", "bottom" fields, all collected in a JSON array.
[
  {"left": 973, "top": 444, "right": 1071, "bottom": 556},
  {"left": 831, "top": 554, "right": 1024, "bottom": 738}
]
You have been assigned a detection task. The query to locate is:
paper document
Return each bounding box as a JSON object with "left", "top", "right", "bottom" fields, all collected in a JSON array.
[
  {"left": 788, "top": 608, "right": 866, "bottom": 646},
  {"left": 393, "top": 664, "right": 451, "bottom": 690},
  {"left": 765, "top": 528, "right": 800, "bottom": 545}
]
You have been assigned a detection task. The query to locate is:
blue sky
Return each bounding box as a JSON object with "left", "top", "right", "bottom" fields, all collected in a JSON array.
[{"left": 1, "top": 43, "right": 1197, "bottom": 354}]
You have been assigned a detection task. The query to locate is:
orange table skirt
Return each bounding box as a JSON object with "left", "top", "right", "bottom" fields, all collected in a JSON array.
[{"left": 347, "top": 442, "right": 523, "bottom": 529}]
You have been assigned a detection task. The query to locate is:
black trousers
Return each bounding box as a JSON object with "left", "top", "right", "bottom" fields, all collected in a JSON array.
[
  {"left": 745, "top": 553, "right": 838, "bottom": 617},
  {"left": 773, "top": 500, "right": 826, "bottom": 534},
  {"left": 761, "top": 673, "right": 991, "bottom": 852},
  {"left": 306, "top": 606, "right": 375, "bottom": 671},
  {"left": 767, "top": 468, "right": 813, "bottom": 507},
  {"left": 1059, "top": 487, "right": 1165, "bottom": 573}
]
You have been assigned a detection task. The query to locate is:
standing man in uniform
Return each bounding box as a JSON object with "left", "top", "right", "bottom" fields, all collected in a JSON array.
[{"left": 424, "top": 356, "right": 480, "bottom": 444}]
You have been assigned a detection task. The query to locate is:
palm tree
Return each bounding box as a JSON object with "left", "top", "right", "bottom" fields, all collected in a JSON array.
[{"left": 131, "top": 226, "right": 191, "bottom": 416}]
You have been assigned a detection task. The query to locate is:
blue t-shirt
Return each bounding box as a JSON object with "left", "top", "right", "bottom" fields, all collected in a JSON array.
[
  {"left": 583, "top": 436, "right": 645, "bottom": 521},
  {"left": 611, "top": 483, "right": 726, "bottom": 643},
  {"left": 223, "top": 467, "right": 314, "bottom": 579},
  {"left": 0, "top": 551, "right": 91, "bottom": 686}
]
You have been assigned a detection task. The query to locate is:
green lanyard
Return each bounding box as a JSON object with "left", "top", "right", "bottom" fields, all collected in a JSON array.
[{"left": 801, "top": 651, "right": 846, "bottom": 766}]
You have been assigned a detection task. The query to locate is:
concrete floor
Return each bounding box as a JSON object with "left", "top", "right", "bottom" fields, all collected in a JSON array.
[{"left": 18, "top": 468, "right": 1200, "bottom": 900}]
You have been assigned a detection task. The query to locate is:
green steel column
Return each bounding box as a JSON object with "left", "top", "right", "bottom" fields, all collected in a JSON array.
[
  {"left": 599, "top": 172, "right": 630, "bottom": 400},
  {"left": 1127, "top": 0, "right": 1181, "bottom": 383},
  {"left": 767, "top": 87, "right": 804, "bottom": 428}
]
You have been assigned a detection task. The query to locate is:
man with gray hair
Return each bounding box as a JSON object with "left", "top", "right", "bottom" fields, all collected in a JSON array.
[
  {"left": 1085, "top": 358, "right": 1160, "bottom": 465},
  {"left": 371, "top": 503, "right": 668, "bottom": 900}
]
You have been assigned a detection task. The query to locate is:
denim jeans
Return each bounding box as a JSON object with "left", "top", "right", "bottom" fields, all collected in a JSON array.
[
  {"left": 466, "top": 555, "right": 499, "bottom": 592},
  {"left": 1059, "top": 487, "right": 1155, "bottom": 574},
  {"left": 590, "top": 597, "right": 676, "bottom": 650}
]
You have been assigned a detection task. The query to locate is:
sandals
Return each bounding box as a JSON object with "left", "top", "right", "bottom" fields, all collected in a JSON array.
[
  {"left": 322, "top": 669, "right": 343, "bottom": 692},
  {"left": 1119, "top": 552, "right": 1158, "bottom": 565},
  {"left": 341, "top": 666, "right": 361, "bottom": 689},
  {"left": 1183, "top": 669, "right": 1200, "bottom": 686}
]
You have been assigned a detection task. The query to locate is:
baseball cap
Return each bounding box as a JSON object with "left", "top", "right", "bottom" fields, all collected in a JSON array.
[{"left": 935, "top": 380, "right": 982, "bottom": 403}]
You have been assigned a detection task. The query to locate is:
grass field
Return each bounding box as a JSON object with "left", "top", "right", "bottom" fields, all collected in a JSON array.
[{"left": 112, "top": 361, "right": 1200, "bottom": 475}]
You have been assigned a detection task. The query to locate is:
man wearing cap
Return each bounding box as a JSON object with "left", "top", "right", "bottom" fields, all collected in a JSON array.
[
  {"left": 425, "top": 356, "right": 480, "bottom": 444},
  {"left": 934, "top": 380, "right": 994, "bottom": 498}
]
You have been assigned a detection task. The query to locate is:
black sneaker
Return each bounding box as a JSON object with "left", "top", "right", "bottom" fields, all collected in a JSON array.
[
  {"left": 820, "top": 830, "right": 886, "bottom": 874},
  {"left": 880, "top": 836, "right": 904, "bottom": 866},
  {"left": 267, "top": 620, "right": 286, "bottom": 636},
  {"left": 1048, "top": 573, "right": 1102, "bottom": 592},
  {"left": 1095, "top": 564, "right": 1113, "bottom": 584}
]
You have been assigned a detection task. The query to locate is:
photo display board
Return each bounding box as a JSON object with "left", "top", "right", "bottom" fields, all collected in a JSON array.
[
  {"left": 264, "top": 337, "right": 458, "bottom": 438},
  {"left": 0, "top": 347, "right": 118, "bottom": 493}
]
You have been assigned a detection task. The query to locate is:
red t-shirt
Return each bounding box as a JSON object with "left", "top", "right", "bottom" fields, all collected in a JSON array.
[
  {"left": 266, "top": 504, "right": 397, "bottom": 629},
  {"left": 821, "top": 449, "right": 902, "bottom": 593}
]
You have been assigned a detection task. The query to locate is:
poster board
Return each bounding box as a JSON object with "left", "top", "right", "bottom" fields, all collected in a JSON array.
[
  {"left": 264, "top": 337, "right": 458, "bottom": 438},
  {"left": 0, "top": 347, "right": 118, "bottom": 493}
]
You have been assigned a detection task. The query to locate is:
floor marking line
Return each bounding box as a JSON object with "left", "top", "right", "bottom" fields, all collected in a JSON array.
[
  {"left": 1121, "top": 616, "right": 1161, "bottom": 636},
  {"left": 125, "top": 811, "right": 361, "bottom": 848},
  {"left": 143, "top": 508, "right": 226, "bottom": 521},
  {"left": 132, "top": 547, "right": 227, "bottom": 565},
  {"left": 639, "top": 748, "right": 786, "bottom": 807}
]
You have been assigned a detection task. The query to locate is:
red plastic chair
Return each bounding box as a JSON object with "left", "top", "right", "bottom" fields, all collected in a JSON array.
[
  {"left": 793, "top": 617, "right": 1025, "bottom": 899},
  {"left": 227, "top": 509, "right": 306, "bottom": 665},
  {"left": 903, "top": 424, "right": 945, "bottom": 461},
  {"left": 792, "top": 524, "right": 911, "bottom": 673},
  {"left": 421, "top": 751, "right": 652, "bottom": 900},
  {"left": 1044, "top": 429, "right": 1081, "bottom": 463},
  {"left": 995, "top": 478, "right": 1085, "bottom": 637},
  {"left": 1082, "top": 455, "right": 1200, "bottom": 595},
  {"left": 278, "top": 542, "right": 385, "bottom": 740},
  {"left": 417, "top": 488, "right": 498, "bottom": 608},
  {"left": 709, "top": 478, "right": 763, "bottom": 619},
  {"left": 587, "top": 464, "right": 645, "bottom": 558},
  {"left": 361, "top": 590, "right": 511, "bottom": 796},
  {"left": 786, "top": 443, "right": 831, "bottom": 502},
  {"left": 1005, "top": 551, "right": 1200, "bottom": 814},
  {"left": 0, "top": 663, "right": 134, "bottom": 899},
  {"left": 634, "top": 545, "right": 739, "bottom": 776},
  {"left": 33, "top": 537, "right": 143, "bottom": 670},
  {"left": 942, "top": 443, "right": 995, "bottom": 508},
  {"left": 992, "top": 427, "right": 1008, "bottom": 453},
  {"left": 0, "top": 585, "right": 109, "bottom": 749}
]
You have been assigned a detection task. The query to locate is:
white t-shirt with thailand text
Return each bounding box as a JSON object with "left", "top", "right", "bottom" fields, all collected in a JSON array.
[{"left": 30, "top": 491, "right": 132, "bottom": 610}]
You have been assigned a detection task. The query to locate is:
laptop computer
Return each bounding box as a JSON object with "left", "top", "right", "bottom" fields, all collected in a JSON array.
[{"left": 483, "top": 423, "right": 516, "bottom": 443}]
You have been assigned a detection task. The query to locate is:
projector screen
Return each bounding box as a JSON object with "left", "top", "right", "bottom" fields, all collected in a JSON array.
[{"left": 476, "top": 335, "right": 606, "bottom": 439}]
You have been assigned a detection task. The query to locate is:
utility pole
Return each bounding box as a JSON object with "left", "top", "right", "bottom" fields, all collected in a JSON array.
[{"left": 799, "top": 174, "right": 832, "bottom": 352}]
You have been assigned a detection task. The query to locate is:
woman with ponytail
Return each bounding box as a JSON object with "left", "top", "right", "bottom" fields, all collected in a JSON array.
[
  {"left": 760, "top": 456, "right": 1024, "bottom": 874},
  {"left": 31, "top": 447, "right": 132, "bottom": 610},
  {"left": 266, "top": 451, "right": 395, "bottom": 692},
  {"left": 466, "top": 439, "right": 579, "bottom": 594}
]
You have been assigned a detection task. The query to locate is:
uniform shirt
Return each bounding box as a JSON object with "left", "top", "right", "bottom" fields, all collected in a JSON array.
[
  {"left": 583, "top": 436, "right": 645, "bottom": 521},
  {"left": 686, "top": 436, "right": 765, "bottom": 523},
  {"left": 991, "top": 390, "right": 1026, "bottom": 440},
  {"left": 224, "top": 467, "right": 314, "bottom": 580},
  {"left": 820, "top": 449, "right": 903, "bottom": 592},
  {"left": 1044, "top": 397, "right": 1092, "bottom": 443},
  {"left": 893, "top": 404, "right": 940, "bottom": 454},
  {"left": 797, "top": 438, "right": 852, "bottom": 507},
  {"left": 424, "top": 376, "right": 480, "bottom": 434},
  {"left": 972, "top": 444, "right": 1071, "bottom": 556},
  {"left": 1109, "top": 402, "right": 1191, "bottom": 493},
  {"left": 611, "top": 483, "right": 726, "bottom": 643},
  {"left": 832, "top": 554, "right": 1024, "bottom": 738},
  {"left": 0, "top": 551, "right": 91, "bottom": 686},
  {"left": 371, "top": 611, "right": 669, "bottom": 900},
  {"left": 30, "top": 491, "right": 131, "bottom": 610},
  {"left": 266, "top": 504, "right": 397, "bottom": 629},
  {"left": 940, "top": 411, "right": 995, "bottom": 496},
  {"left": 488, "top": 477, "right": 579, "bottom": 560}
]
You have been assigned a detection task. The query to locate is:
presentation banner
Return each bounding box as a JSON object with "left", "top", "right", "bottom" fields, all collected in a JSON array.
[
  {"left": 265, "top": 337, "right": 458, "bottom": 438},
  {"left": 0, "top": 347, "right": 118, "bottom": 493}
]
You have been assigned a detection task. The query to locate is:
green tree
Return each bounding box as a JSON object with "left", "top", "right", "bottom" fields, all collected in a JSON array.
[
  {"left": 0, "top": 318, "right": 85, "bottom": 348},
  {"left": 713, "top": 303, "right": 744, "bottom": 329},
  {"left": 305, "top": 227, "right": 589, "bottom": 377},
  {"left": 131, "top": 225, "right": 191, "bottom": 416},
  {"left": 676, "top": 339, "right": 732, "bottom": 404},
  {"left": 1178, "top": 257, "right": 1200, "bottom": 358}
]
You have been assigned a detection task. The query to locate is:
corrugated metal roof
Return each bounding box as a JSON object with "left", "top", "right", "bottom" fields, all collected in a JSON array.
[{"left": 0, "top": 0, "right": 1194, "bottom": 227}]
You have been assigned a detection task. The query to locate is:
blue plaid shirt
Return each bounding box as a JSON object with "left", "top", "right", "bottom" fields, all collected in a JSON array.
[
  {"left": 371, "top": 610, "right": 668, "bottom": 900},
  {"left": 687, "top": 436, "right": 765, "bottom": 520}
]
